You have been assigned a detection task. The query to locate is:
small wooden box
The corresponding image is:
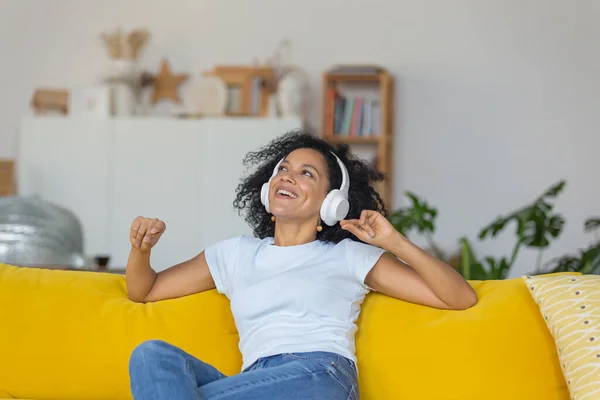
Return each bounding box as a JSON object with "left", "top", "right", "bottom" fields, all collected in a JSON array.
[
  {"left": 31, "top": 88, "right": 69, "bottom": 115},
  {"left": 0, "top": 160, "right": 16, "bottom": 196}
]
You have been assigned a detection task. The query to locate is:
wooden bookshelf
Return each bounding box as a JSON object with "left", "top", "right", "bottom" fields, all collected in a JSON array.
[{"left": 321, "top": 66, "right": 394, "bottom": 208}]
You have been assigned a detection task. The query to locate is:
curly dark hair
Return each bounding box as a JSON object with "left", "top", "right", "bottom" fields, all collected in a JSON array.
[{"left": 233, "top": 129, "right": 388, "bottom": 244}]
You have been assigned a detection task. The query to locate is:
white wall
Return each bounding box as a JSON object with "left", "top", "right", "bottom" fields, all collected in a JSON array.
[{"left": 1, "top": 0, "right": 599, "bottom": 277}]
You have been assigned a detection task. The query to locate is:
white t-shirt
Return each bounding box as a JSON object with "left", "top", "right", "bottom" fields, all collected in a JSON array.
[{"left": 204, "top": 235, "right": 387, "bottom": 371}]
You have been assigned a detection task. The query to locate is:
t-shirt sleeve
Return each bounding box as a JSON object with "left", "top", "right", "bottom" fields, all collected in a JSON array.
[
  {"left": 345, "top": 239, "right": 387, "bottom": 287},
  {"left": 203, "top": 236, "right": 242, "bottom": 297}
]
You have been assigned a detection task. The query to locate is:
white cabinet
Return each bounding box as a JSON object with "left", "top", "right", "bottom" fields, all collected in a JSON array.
[
  {"left": 17, "top": 116, "right": 302, "bottom": 270},
  {"left": 108, "top": 119, "right": 205, "bottom": 271},
  {"left": 18, "top": 117, "right": 113, "bottom": 259}
]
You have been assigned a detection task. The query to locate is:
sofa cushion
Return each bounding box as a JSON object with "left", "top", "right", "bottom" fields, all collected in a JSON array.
[
  {"left": 0, "top": 264, "right": 240, "bottom": 400},
  {"left": 356, "top": 272, "right": 569, "bottom": 399},
  {"left": 522, "top": 274, "right": 600, "bottom": 400},
  {"left": 0, "top": 263, "right": 569, "bottom": 400}
]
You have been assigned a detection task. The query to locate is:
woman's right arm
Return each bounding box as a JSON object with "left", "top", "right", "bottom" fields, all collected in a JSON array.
[{"left": 125, "top": 216, "right": 216, "bottom": 303}]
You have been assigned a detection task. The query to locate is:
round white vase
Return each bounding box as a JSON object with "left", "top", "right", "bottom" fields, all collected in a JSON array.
[{"left": 107, "top": 59, "right": 141, "bottom": 116}]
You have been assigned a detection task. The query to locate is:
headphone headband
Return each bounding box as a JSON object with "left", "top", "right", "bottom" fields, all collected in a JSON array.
[{"left": 332, "top": 151, "right": 350, "bottom": 195}]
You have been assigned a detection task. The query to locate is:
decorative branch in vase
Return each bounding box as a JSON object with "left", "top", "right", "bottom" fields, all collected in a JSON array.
[
  {"left": 100, "top": 27, "right": 151, "bottom": 116},
  {"left": 101, "top": 27, "right": 150, "bottom": 61}
]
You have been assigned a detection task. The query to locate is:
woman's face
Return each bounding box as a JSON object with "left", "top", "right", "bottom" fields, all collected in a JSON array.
[{"left": 267, "top": 148, "right": 330, "bottom": 221}]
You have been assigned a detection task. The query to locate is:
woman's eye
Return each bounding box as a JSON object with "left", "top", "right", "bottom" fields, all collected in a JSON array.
[
  {"left": 278, "top": 166, "right": 287, "bottom": 172},
  {"left": 303, "top": 170, "right": 313, "bottom": 177}
]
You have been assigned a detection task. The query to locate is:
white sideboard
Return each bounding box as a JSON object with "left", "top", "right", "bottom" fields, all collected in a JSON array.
[{"left": 17, "top": 116, "right": 302, "bottom": 271}]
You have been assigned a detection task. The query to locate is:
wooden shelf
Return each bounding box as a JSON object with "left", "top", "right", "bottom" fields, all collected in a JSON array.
[
  {"left": 325, "top": 73, "right": 383, "bottom": 82},
  {"left": 321, "top": 66, "right": 395, "bottom": 208},
  {"left": 325, "top": 135, "right": 383, "bottom": 144}
]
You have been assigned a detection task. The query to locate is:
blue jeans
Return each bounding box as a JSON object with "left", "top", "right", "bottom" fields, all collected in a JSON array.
[{"left": 129, "top": 340, "right": 359, "bottom": 399}]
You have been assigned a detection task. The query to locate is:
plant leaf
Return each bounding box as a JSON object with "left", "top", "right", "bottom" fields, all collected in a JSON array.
[
  {"left": 584, "top": 217, "right": 600, "bottom": 233},
  {"left": 389, "top": 191, "right": 438, "bottom": 237},
  {"left": 542, "top": 180, "right": 566, "bottom": 198},
  {"left": 521, "top": 212, "right": 565, "bottom": 248},
  {"left": 498, "top": 258, "right": 512, "bottom": 279},
  {"left": 478, "top": 180, "right": 566, "bottom": 244},
  {"left": 538, "top": 241, "right": 600, "bottom": 274},
  {"left": 470, "top": 262, "right": 489, "bottom": 280},
  {"left": 581, "top": 244, "right": 600, "bottom": 274}
]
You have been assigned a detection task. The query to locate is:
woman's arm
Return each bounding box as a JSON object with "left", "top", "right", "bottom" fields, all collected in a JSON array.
[
  {"left": 365, "top": 235, "right": 477, "bottom": 310},
  {"left": 126, "top": 216, "right": 216, "bottom": 303},
  {"left": 126, "top": 248, "right": 215, "bottom": 303},
  {"left": 341, "top": 210, "right": 478, "bottom": 310}
]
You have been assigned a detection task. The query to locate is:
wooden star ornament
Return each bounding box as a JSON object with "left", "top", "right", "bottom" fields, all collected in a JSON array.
[{"left": 151, "top": 58, "right": 188, "bottom": 104}]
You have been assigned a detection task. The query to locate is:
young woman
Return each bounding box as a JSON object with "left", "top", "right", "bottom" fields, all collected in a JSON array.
[{"left": 126, "top": 131, "right": 477, "bottom": 399}]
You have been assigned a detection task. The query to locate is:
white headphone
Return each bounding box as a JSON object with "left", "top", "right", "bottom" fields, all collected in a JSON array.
[{"left": 260, "top": 151, "right": 350, "bottom": 226}]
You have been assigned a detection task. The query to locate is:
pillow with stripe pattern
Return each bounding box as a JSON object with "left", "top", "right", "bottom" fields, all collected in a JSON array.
[{"left": 522, "top": 274, "right": 600, "bottom": 400}]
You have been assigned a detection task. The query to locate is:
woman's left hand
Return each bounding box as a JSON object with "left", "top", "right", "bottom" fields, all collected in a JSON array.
[{"left": 340, "top": 210, "right": 400, "bottom": 248}]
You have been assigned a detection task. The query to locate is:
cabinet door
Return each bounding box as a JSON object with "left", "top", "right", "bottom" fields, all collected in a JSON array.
[
  {"left": 17, "top": 117, "right": 111, "bottom": 257},
  {"left": 109, "top": 119, "right": 202, "bottom": 271}
]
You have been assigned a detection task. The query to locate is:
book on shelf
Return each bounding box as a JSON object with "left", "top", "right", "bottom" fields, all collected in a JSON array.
[{"left": 325, "top": 87, "right": 381, "bottom": 137}]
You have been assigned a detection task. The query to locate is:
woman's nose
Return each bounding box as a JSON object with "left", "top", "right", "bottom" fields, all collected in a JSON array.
[{"left": 279, "top": 172, "right": 295, "bottom": 184}]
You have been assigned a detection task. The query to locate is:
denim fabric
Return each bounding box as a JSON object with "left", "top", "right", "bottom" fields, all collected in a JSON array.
[{"left": 129, "top": 340, "right": 359, "bottom": 399}]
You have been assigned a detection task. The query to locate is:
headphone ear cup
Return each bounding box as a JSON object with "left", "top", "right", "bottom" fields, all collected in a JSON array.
[
  {"left": 335, "top": 197, "right": 350, "bottom": 222},
  {"left": 320, "top": 189, "right": 350, "bottom": 226},
  {"left": 261, "top": 181, "right": 271, "bottom": 213},
  {"left": 320, "top": 192, "right": 335, "bottom": 226}
]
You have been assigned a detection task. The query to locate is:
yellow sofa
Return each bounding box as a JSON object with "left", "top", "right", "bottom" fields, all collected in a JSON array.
[{"left": 0, "top": 263, "right": 569, "bottom": 400}]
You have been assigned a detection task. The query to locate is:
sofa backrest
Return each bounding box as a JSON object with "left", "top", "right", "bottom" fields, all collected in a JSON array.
[{"left": 0, "top": 263, "right": 569, "bottom": 400}]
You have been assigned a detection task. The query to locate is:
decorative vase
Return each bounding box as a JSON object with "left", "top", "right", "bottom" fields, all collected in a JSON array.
[
  {"left": 107, "top": 59, "right": 142, "bottom": 116},
  {"left": 277, "top": 70, "right": 307, "bottom": 118},
  {"left": 111, "top": 83, "right": 136, "bottom": 116}
]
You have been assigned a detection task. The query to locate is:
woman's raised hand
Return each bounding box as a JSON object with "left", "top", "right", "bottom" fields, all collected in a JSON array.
[{"left": 130, "top": 216, "right": 166, "bottom": 251}]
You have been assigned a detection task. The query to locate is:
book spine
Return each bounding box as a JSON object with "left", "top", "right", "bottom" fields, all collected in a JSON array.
[
  {"left": 325, "top": 87, "right": 335, "bottom": 135},
  {"left": 334, "top": 95, "right": 344, "bottom": 135},
  {"left": 341, "top": 97, "right": 354, "bottom": 135},
  {"left": 360, "top": 100, "right": 371, "bottom": 136},
  {"left": 371, "top": 101, "right": 381, "bottom": 136},
  {"left": 350, "top": 97, "right": 362, "bottom": 136}
]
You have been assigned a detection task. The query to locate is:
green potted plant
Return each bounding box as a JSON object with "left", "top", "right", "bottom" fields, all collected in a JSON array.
[{"left": 388, "top": 180, "right": 581, "bottom": 280}]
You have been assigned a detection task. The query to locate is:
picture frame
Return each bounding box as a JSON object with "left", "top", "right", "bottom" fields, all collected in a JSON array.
[{"left": 203, "top": 66, "right": 274, "bottom": 117}]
